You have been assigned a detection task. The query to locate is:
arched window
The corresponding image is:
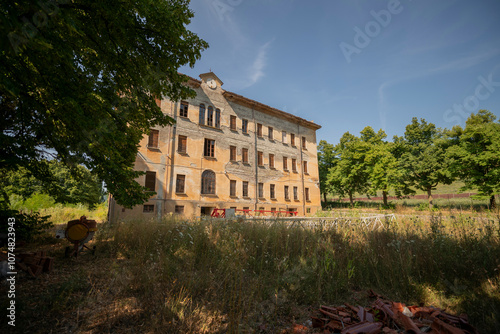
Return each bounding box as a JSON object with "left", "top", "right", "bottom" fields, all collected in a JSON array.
[
  {"left": 215, "top": 108, "right": 221, "bottom": 128},
  {"left": 199, "top": 104, "right": 205, "bottom": 125},
  {"left": 207, "top": 106, "right": 214, "bottom": 126},
  {"left": 201, "top": 170, "right": 216, "bottom": 194}
]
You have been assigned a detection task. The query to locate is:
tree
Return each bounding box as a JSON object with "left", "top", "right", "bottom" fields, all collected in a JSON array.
[
  {"left": 365, "top": 141, "right": 401, "bottom": 206},
  {"left": 447, "top": 110, "right": 500, "bottom": 209},
  {"left": 2, "top": 160, "right": 103, "bottom": 208},
  {"left": 327, "top": 130, "right": 372, "bottom": 206},
  {"left": 397, "top": 118, "right": 454, "bottom": 208},
  {"left": 1, "top": 0, "right": 208, "bottom": 208},
  {"left": 317, "top": 140, "right": 337, "bottom": 202}
]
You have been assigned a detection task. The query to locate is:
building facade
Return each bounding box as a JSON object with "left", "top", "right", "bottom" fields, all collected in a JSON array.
[{"left": 108, "top": 72, "right": 322, "bottom": 221}]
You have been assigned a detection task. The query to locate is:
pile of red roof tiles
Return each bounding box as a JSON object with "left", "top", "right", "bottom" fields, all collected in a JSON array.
[{"left": 311, "top": 290, "right": 478, "bottom": 334}]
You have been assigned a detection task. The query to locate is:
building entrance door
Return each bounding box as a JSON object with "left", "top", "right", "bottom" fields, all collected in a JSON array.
[{"left": 200, "top": 207, "right": 215, "bottom": 216}]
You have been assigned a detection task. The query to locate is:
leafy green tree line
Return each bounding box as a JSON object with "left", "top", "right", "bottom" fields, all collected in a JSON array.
[
  {"left": 318, "top": 110, "right": 500, "bottom": 209},
  {"left": 1, "top": 160, "right": 104, "bottom": 209}
]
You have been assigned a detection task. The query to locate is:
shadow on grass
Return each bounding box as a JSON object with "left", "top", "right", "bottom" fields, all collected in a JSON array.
[{"left": 3, "top": 216, "right": 499, "bottom": 333}]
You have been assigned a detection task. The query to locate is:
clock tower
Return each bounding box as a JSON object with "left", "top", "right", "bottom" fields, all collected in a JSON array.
[{"left": 199, "top": 72, "right": 224, "bottom": 90}]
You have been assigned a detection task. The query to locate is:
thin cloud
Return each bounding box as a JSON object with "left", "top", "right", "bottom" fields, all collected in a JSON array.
[
  {"left": 249, "top": 40, "right": 273, "bottom": 85},
  {"left": 228, "top": 40, "right": 274, "bottom": 90},
  {"left": 378, "top": 49, "right": 500, "bottom": 106},
  {"left": 377, "top": 49, "right": 500, "bottom": 132},
  {"left": 424, "top": 51, "right": 500, "bottom": 76}
]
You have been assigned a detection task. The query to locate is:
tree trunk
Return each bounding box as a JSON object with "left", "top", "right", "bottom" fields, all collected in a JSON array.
[
  {"left": 349, "top": 191, "right": 354, "bottom": 207},
  {"left": 323, "top": 192, "right": 327, "bottom": 204},
  {"left": 382, "top": 190, "right": 388, "bottom": 207},
  {"left": 427, "top": 187, "right": 433, "bottom": 209},
  {"left": 490, "top": 195, "right": 496, "bottom": 210}
]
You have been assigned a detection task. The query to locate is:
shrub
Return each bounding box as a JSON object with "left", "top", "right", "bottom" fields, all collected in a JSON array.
[{"left": 0, "top": 209, "right": 52, "bottom": 242}]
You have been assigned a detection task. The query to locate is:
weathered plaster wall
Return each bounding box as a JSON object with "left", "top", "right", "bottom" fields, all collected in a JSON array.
[{"left": 110, "top": 73, "right": 322, "bottom": 221}]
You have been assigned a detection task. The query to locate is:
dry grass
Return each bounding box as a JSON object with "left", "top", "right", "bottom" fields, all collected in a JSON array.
[{"left": 2, "top": 212, "right": 500, "bottom": 333}]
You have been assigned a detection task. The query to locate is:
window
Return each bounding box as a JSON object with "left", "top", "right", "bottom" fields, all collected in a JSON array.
[
  {"left": 242, "top": 148, "right": 249, "bottom": 163},
  {"left": 143, "top": 205, "right": 154, "bottom": 213},
  {"left": 207, "top": 106, "right": 214, "bottom": 126},
  {"left": 305, "top": 188, "right": 310, "bottom": 201},
  {"left": 269, "top": 154, "right": 275, "bottom": 168},
  {"left": 178, "top": 135, "right": 187, "bottom": 153},
  {"left": 284, "top": 186, "right": 289, "bottom": 200},
  {"left": 175, "top": 205, "right": 184, "bottom": 214},
  {"left": 180, "top": 101, "right": 188, "bottom": 118},
  {"left": 230, "top": 146, "right": 237, "bottom": 161},
  {"left": 242, "top": 119, "right": 248, "bottom": 134},
  {"left": 270, "top": 184, "right": 275, "bottom": 199},
  {"left": 215, "top": 108, "right": 221, "bottom": 128},
  {"left": 292, "top": 159, "right": 297, "bottom": 172},
  {"left": 230, "top": 180, "right": 237, "bottom": 197},
  {"left": 145, "top": 171, "right": 156, "bottom": 192},
  {"left": 293, "top": 186, "right": 298, "bottom": 200},
  {"left": 290, "top": 133, "right": 295, "bottom": 146},
  {"left": 303, "top": 161, "right": 308, "bottom": 174},
  {"left": 199, "top": 104, "right": 205, "bottom": 125},
  {"left": 282, "top": 131, "right": 287, "bottom": 143},
  {"left": 306, "top": 208, "right": 311, "bottom": 214},
  {"left": 201, "top": 170, "right": 216, "bottom": 194},
  {"left": 257, "top": 123, "right": 263, "bottom": 137},
  {"left": 230, "top": 115, "right": 237, "bottom": 131},
  {"left": 176, "top": 174, "right": 185, "bottom": 193},
  {"left": 148, "top": 129, "right": 159, "bottom": 148},
  {"left": 302, "top": 136, "right": 307, "bottom": 149},
  {"left": 268, "top": 126, "right": 273, "bottom": 140},
  {"left": 283, "top": 157, "right": 288, "bottom": 170},
  {"left": 258, "top": 151, "right": 263, "bottom": 166},
  {"left": 204, "top": 139, "right": 215, "bottom": 157},
  {"left": 201, "top": 207, "right": 214, "bottom": 216},
  {"left": 258, "top": 183, "right": 264, "bottom": 198},
  {"left": 271, "top": 207, "right": 276, "bottom": 213},
  {"left": 242, "top": 181, "right": 249, "bottom": 197}
]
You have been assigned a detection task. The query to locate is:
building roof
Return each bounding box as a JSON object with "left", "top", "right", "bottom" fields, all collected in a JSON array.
[
  {"left": 183, "top": 74, "right": 321, "bottom": 131},
  {"left": 223, "top": 91, "right": 321, "bottom": 130},
  {"left": 199, "top": 72, "right": 224, "bottom": 86}
]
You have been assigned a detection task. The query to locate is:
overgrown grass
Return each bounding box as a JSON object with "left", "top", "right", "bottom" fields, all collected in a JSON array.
[
  {"left": 3, "top": 213, "right": 499, "bottom": 333},
  {"left": 88, "top": 214, "right": 500, "bottom": 333},
  {"left": 9, "top": 193, "right": 108, "bottom": 225},
  {"left": 323, "top": 196, "right": 494, "bottom": 212},
  {"left": 41, "top": 202, "right": 108, "bottom": 225}
]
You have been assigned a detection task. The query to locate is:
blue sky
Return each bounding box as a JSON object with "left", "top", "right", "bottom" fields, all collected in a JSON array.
[{"left": 180, "top": 0, "right": 500, "bottom": 145}]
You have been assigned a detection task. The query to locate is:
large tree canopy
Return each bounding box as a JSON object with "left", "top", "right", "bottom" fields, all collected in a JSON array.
[
  {"left": 317, "top": 140, "right": 337, "bottom": 203},
  {"left": 326, "top": 128, "right": 382, "bottom": 205},
  {"left": 1, "top": 0, "right": 208, "bottom": 207},
  {"left": 396, "top": 118, "right": 454, "bottom": 208},
  {"left": 447, "top": 110, "right": 500, "bottom": 208}
]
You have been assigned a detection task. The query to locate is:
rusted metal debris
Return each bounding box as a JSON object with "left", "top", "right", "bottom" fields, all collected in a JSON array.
[{"left": 311, "top": 290, "right": 479, "bottom": 334}]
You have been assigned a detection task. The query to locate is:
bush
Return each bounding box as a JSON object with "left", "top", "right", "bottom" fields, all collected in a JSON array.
[{"left": 0, "top": 209, "right": 52, "bottom": 242}]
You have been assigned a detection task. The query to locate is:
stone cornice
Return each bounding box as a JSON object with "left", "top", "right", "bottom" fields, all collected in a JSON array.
[{"left": 223, "top": 91, "right": 321, "bottom": 131}]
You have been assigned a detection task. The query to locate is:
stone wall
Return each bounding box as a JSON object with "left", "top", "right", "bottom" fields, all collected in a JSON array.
[{"left": 109, "top": 72, "right": 322, "bottom": 221}]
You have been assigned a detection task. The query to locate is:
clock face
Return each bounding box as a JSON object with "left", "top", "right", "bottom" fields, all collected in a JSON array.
[{"left": 207, "top": 79, "right": 217, "bottom": 89}]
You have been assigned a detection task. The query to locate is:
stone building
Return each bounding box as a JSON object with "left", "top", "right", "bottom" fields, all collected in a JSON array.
[{"left": 108, "top": 72, "right": 322, "bottom": 221}]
